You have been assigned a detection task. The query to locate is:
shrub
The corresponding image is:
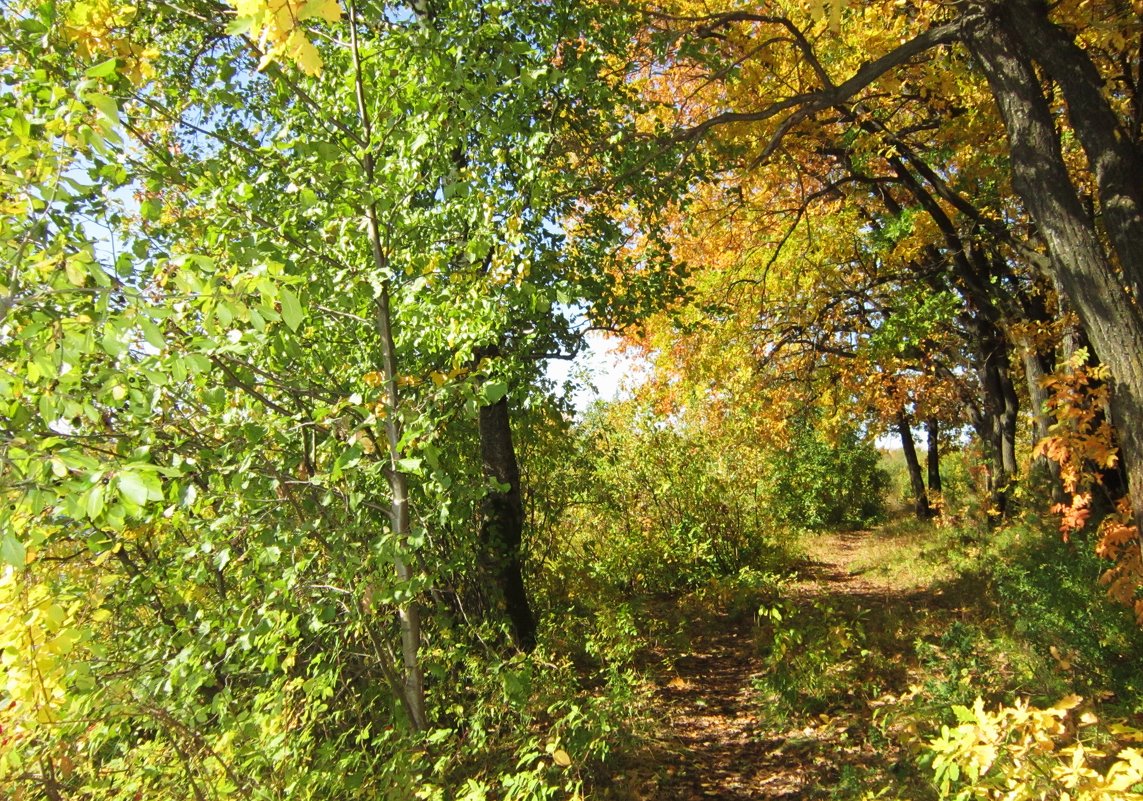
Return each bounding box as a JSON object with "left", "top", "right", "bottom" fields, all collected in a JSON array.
[
  {"left": 767, "top": 416, "right": 889, "bottom": 530},
  {"left": 927, "top": 695, "right": 1143, "bottom": 801}
]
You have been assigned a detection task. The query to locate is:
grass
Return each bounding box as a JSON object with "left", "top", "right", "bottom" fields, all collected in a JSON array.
[
  {"left": 747, "top": 504, "right": 1143, "bottom": 798},
  {"left": 800, "top": 511, "right": 962, "bottom": 594},
  {"left": 568, "top": 459, "right": 1143, "bottom": 800}
]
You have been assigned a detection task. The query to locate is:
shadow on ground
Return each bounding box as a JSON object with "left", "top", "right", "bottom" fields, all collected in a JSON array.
[{"left": 597, "top": 526, "right": 992, "bottom": 801}]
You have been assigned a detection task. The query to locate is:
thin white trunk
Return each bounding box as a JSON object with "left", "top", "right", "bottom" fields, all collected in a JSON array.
[
  {"left": 350, "top": 0, "right": 426, "bottom": 731},
  {"left": 374, "top": 282, "right": 427, "bottom": 732}
]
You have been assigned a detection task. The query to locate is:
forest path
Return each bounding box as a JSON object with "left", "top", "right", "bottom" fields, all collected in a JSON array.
[{"left": 607, "top": 524, "right": 953, "bottom": 800}]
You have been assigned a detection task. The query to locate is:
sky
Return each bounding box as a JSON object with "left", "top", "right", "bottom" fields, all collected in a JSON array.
[{"left": 545, "top": 331, "right": 643, "bottom": 413}]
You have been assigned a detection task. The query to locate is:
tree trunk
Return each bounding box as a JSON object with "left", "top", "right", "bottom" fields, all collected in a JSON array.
[
  {"left": 351, "top": 6, "right": 425, "bottom": 730},
  {"left": 373, "top": 286, "right": 427, "bottom": 731},
  {"left": 964, "top": 3, "right": 1143, "bottom": 530},
  {"left": 999, "top": 354, "right": 1020, "bottom": 481},
  {"left": 478, "top": 389, "right": 537, "bottom": 652},
  {"left": 925, "top": 417, "right": 942, "bottom": 498},
  {"left": 1022, "top": 345, "right": 1065, "bottom": 500},
  {"left": 1008, "top": 0, "right": 1143, "bottom": 305},
  {"left": 897, "top": 410, "right": 932, "bottom": 519},
  {"left": 969, "top": 320, "right": 1019, "bottom": 518},
  {"left": 400, "top": 0, "right": 537, "bottom": 653}
]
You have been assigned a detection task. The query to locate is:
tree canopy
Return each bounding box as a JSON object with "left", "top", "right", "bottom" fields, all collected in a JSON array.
[{"left": 2, "top": 0, "right": 1143, "bottom": 798}]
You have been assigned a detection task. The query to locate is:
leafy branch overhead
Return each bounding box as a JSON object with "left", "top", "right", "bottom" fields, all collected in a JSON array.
[
  {"left": 229, "top": 0, "right": 341, "bottom": 74},
  {"left": 2, "top": 0, "right": 1143, "bottom": 798}
]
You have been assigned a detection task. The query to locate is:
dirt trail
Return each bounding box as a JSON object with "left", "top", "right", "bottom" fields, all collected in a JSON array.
[{"left": 616, "top": 529, "right": 925, "bottom": 800}]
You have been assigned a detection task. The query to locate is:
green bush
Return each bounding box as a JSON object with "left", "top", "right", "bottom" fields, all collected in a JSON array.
[
  {"left": 767, "top": 416, "right": 890, "bottom": 529},
  {"left": 981, "top": 521, "right": 1143, "bottom": 709},
  {"left": 553, "top": 400, "right": 789, "bottom": 595},
  {"left": 752, "top": 599, "right": 877, "bottom": 720}
]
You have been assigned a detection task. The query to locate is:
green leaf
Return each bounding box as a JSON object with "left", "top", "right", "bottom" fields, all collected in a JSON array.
[
  {"left": 139, "top": 317, "right": 165, "bottom": 349},
  {"left": 140, "top": 199, "right": 162, "bottom": 222},
  {"left": 225, "top": 16, "right": 254, "bottom": 35},
  {"left": 86, "top": 483, "right": 106, "bottom": 520},
  {"left": 117, "top": 470, "right": 161, "bottom": 506},
  {"left": 87, "top": 531, "right": 114, "bottom": 553},
  {"left": 184, "top": 353, "right": 211, "bottom": 374},
  {"left": 279, "top": 286, "right": 304, "bottom": 332},
  {"left": 85, "top": 58, "right": 119, "bottom": 79},
  {"left": 481, "top": 381, "right": 508, "bottom": 405},
  {"left": 117, "top": 471, "right": 149, "bottom": 506},
  {"left": 38, "top": 392, "right": 56, "bottom": 423},
  {"left": 11, "top": 111, "right": 30, "bottom": 140},
  {"left": 0, "top": 533, "right": 26, "bottom": 567},
  {"left": 86, "top": 92, "right": 120, "bottom": 124},
  {"left": 334, "top": 443, "right": 363, "bottom": 474},
  {"left": 101, "top": 327, "right": 124, "bottom": 358}
]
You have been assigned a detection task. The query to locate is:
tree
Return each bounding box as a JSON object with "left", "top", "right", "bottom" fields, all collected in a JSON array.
[
  {"left": 0, "top": 0, "right": 684, "bottom": 794},
  {"left": 631, "top": 0, "right": 1141, "bottom": 528}
]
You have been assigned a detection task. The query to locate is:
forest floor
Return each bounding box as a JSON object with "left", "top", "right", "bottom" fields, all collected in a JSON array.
[{"left": 601, "top": 520, "right": 980, "bottom": 800}]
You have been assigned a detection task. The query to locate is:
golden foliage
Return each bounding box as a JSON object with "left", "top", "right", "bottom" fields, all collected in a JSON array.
[
  {"left": 928, "top": 695, "right": 1143, "bottom": 800},
  {"left": 1034, "top": 350, "right": 1143, "bottom": 624},
  {"left": 61, "top": 1, "right": 158, "bottom": 83},
  {"left": 1035, "top": 350, "right": 1118, "bottom": 503},
  {"left": 230, "top": 0, "right": 342, "bottom": 75},
  {"left": 0, "top": 564, "right": 99, "bottom": 777},
  {"left": 1096, "top": 498, "right": 1143, "bottom": 625}
]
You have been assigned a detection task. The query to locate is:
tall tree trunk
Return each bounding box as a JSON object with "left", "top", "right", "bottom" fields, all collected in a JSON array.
[
  {"left": 478, "top": 392, "right": 538, "bottom": 652},
  {"left": 964, "top": 4, "right": 1143, "bottom": 530},
  {"left": 351, "top": 5, "right": 425, "bottom": 730},
  {"left": 970, "top": 321, "right": 1019, "bottom": 518},
  {"left": 925, "top": 417, "right": 942, "bottom": 498},
  {"left": 897, "top": 410, "right": 932, "bottom": 519},
  {"left": 375, "top": 286, "right": 427, "bottom": 730},
  {"left": 402, "top": 0, "right": 536, "bottom": 652},
  {"left": 1022, "top": 345, "right": 1065, "bottom": 500},
  {"left": 1008, "top": 0, "right": 1143, "bottom": 304},
  {"left": 999, "top": 354, "right": 1020, "bottom": 481}
]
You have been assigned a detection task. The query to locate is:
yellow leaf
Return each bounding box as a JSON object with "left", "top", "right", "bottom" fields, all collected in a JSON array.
[
  {"left": 302, "top": 0, "right": 341, "bottom": 22},
  {"left": 552, "top": 748, "right": 571, "bottom": 767},
  {"left": 285, "top": 29, "right": 323, "bottom": 75},
  {"left": 1051, "top": 694, "right": 1083, "bottom": 713},
  {"left": 229, "top": 0, "right": 336, "bottom": 74}
]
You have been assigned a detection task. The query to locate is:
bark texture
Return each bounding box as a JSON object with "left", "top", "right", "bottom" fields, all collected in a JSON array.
[
  {"left": 964, "top": 1, "right": 1143, "bottom": 529},
  {"left": 1007, "top": 0, "right": 1143, "bottom": 304},
  {"left": 964, "top": 321, "right": 1019, "bottom": 518},
  {"left": 925, "top": 418, "right": 942, "bottom": 498},
  {"left": 897, "top": 410, "right": 932, "bottom": 519},
  {"left": 478, "top": 394, "right": 537, "bottom": 652}
]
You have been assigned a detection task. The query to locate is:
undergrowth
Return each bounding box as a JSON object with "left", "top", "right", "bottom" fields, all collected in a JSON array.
[
  {"left": 527, "top": 421, "right": 1143, "bottom": 800},
  {"left": 749, "top": 510, "right": 1143, "bottom": 800},
  {"left": 539, "top": 499, "right": 1143, "bottom": 800}
]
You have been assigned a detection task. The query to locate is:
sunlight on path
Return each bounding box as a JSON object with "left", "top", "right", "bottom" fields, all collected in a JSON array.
[{"left": 613, "top": 528, "right": 935, "bottom": 800}]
